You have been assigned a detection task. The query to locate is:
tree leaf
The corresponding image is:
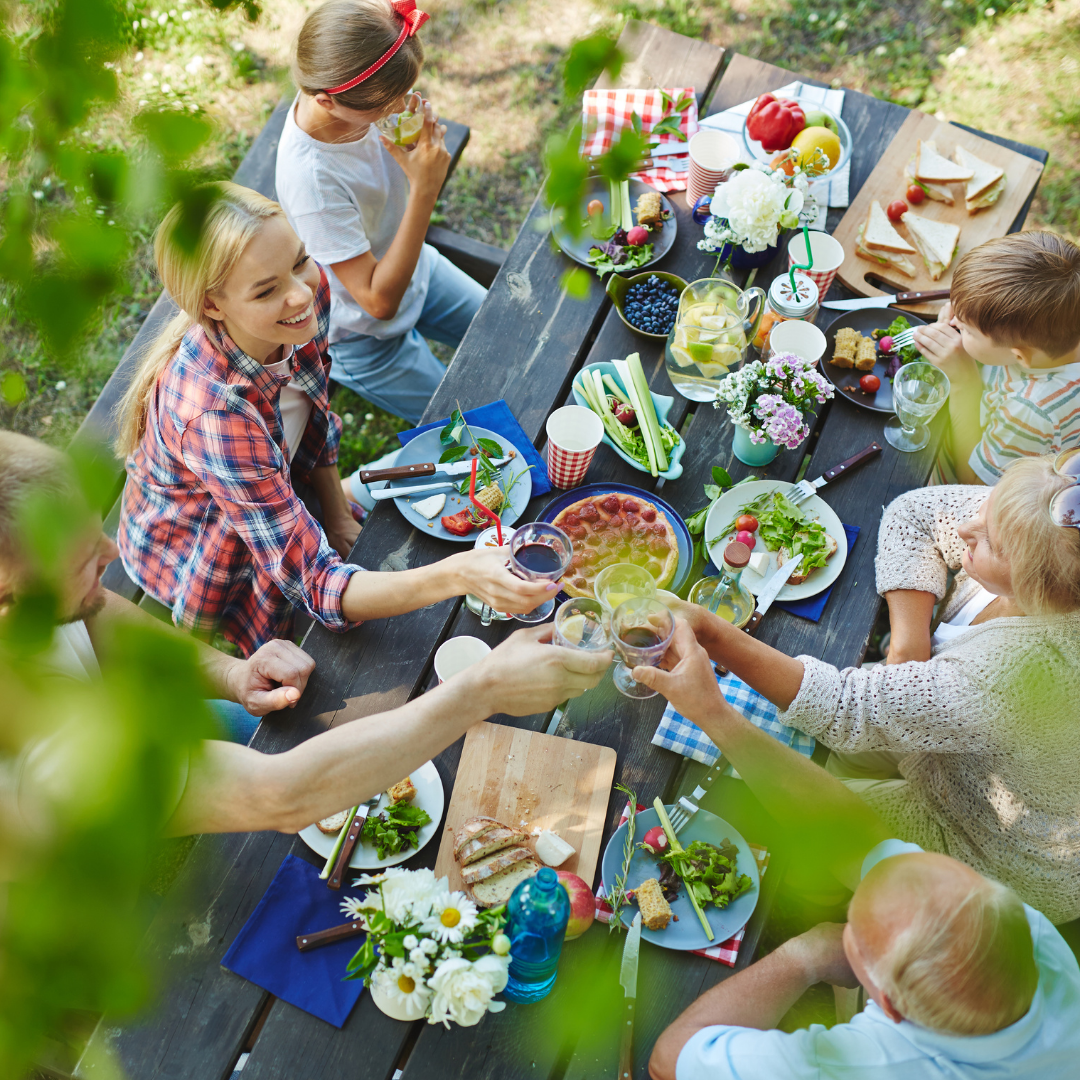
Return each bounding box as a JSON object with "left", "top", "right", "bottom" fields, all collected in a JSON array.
[
  {"left": 675, "top": 95, "right": 695, "bottom": 113},
  {"left": 660, "top": 89, "right": 674, "bottom": 111},
  {"left": 712, "top": 465, "right": 733, "bottom": 489},
  {"left": 560, "top": 266, "right": 592, "bottom": 300},
  {"left": 562, "top": 33, "right": 624, "bottom": 98},
  {"left": 134, "top": 109, "right": 214, "bottom": 167},
  {"left": 477, "top": 438, "right": 503, "bottom": 457},
  {"left": 439, "top": 445, "right": 468, "bottom": 463},
  {"left": 630, "top": 111, "right": 643, "bottom": 135}
]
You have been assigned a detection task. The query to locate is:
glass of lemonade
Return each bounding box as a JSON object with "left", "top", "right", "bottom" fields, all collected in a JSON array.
[
  {"left": 594, "top": 562, "right": 657, "bottom": 618},
  {"left": 375, "top": 92, "right": 424, "bottom": 148},
  {"left": 665, "top": 277, "right": 766, "bottom": 401},
  {"left": 884, "top": 362, "right": 951, "bottom": 453},
  {"left": 553, "top": 597, "right": 610, "bottom": 651}
]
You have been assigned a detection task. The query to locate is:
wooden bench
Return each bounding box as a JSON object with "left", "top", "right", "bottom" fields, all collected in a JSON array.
[{"left": 75, "top": 95, "right": 506, "bottom": 613}]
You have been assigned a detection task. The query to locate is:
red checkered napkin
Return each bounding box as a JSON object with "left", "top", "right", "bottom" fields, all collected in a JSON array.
[
  {"left": 581, "top": 88, "right": 699, "bottom": 193},
  {"left": 594, "top": 802, "right": 770, "bottom": 966}
]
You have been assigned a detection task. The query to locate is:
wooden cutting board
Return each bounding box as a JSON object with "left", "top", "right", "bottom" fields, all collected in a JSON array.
[
  {"left": 434, "top": 721, "right": 617, "bottom": 892},
  {"left": 832, "top": 110, "right": 1044, "bottom": 308}
]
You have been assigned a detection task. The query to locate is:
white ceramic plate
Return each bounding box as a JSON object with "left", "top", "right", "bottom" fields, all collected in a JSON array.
[
  {"left": 297, "top": 760, "right": 444, "bottom": 870},
  {"left": 702, "top": 479, "right": 848, "bottom": 602}
]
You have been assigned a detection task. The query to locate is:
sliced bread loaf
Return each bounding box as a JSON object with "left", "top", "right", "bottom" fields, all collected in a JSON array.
[
  {"left": 453, "top": 816, "right": 503, "bottom": 860},
  {"left": 457, "top": 826, "right": 528, "bottom": 867},
  {"left": 468, "top": 856, "right": 541, "bottom": 907},
  {"left": 461, "top": 846, "right": 536, "bottom": 887}
]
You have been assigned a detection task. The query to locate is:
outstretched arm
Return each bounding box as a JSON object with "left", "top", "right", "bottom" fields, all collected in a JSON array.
[
  {"left": 165, "top": 626, "right": 611, "bottom": 836},
  {"left": 634, "top": 619, "right": 891, "bottom": 891}
]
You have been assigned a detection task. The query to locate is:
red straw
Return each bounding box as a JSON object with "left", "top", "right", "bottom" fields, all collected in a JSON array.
[{"left": 469, "top": 456, "right": 502, "bottom": 545}]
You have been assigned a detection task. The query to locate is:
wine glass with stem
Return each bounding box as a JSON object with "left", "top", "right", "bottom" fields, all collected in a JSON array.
[
  {"left": 552, "top": 597, "right": 610, "bottom": 651},
  {"left": 884, "top": 361, "right": 950, "bottom": 453},
  {"left": 509, "top": 522, "right": 573, "bottom": 623},
  {"left": 610, "top": 596, "right": 675, "bottom": 698}
]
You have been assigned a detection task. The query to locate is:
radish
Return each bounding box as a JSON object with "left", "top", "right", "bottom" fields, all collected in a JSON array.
[
  {"left": 626, "top": 225, "right": 649, "bottom": 246},
  {"left": 641, "top": 825, "right": 668, "bottom": 854}
]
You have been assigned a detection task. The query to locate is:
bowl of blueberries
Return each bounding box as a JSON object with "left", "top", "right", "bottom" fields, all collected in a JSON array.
[{"left": 606, "top": 271, "right": 687, "bottom": 340}]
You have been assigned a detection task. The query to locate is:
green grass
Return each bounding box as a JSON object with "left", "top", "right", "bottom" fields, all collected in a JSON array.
[{"left": 331, "top": 386, "right": 413, "bottom": 478}]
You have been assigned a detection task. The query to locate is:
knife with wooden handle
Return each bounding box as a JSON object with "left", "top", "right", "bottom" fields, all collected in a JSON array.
[
  {"left": 296, "top": 920, "right": 365, "bottom": 952},
  {"left": 326, "top": 793, "right": 381, "bottom": 890},
  {"left": 358, "top": 461, "right": 437, "bottom": 483}
]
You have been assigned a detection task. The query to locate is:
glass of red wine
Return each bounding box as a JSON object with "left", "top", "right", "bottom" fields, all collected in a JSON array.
[
  {"left": 610, "top": 597, "right": 675, "bottom": 698},
  {"left": 508, "top": 522, "right": 574, "bottom": 623}
]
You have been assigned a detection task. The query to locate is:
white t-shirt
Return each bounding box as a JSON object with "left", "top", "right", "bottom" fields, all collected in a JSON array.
[
  {"left": 676, "top": 839, "right": 1080, "bottom": 1080},
  {"left": 275, "top": 96, "right": 433, "bottom": 343},
  {"left": 264, "top": 346, "right": 313, "bottom": 462},
  {"left": 931, "top": 585, "right": 997, "bottom": 650}
]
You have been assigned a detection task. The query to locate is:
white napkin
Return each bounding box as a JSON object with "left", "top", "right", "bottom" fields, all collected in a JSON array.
[{"left": 699, "top": 82, "right": 849, "bottom": 230}]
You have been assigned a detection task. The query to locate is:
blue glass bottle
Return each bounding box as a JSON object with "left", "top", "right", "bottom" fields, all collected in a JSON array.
[{"left": 501, "top": 867, "right": 569, "bottom": 1002}]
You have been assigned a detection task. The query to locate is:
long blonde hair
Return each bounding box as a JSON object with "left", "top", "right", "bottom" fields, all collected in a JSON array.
[
  {"left": 993, "top": 455, "right": 1080, "bottom": 615},
  {"left": 115, "top": 182, "right": 284, "bottom": 458},
  {"left": 293, "top": 0, "right": 424, "bottom": 114}
]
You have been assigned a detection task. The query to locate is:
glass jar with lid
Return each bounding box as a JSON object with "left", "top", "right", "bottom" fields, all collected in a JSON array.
[{"left": 752, "top": 270, "right": 820, "bottom": 351}]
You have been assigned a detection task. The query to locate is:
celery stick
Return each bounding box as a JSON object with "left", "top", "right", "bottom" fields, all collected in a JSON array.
[
  {"left": 610, "top": 178, "right": 622, "bottom": 230},
  {"left": 621, "top": 179, "right": 633, "bottom": 230},
  {"left": 626, "top": 352, "right": 669, "bottom": 472},
  {"left": 320, "top": 805, "right": 359, "bottom": 879},
  {"left": 613, "top": 358, "right": 658, "bottom": 476},
  {"left": 654, "top": 797, "right": 714, "bottom": 940},
  {"left": 602, "top": 372, "right": 630, "bottom": 404}
]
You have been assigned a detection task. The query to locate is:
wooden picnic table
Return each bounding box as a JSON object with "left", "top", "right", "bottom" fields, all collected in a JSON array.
[{"left": 78, "top": 32, "right": 1048, "bottom": 1080}]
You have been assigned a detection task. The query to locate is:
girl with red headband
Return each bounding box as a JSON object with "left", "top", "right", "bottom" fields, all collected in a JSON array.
[{"left": 275, "top": 0, "right": 485, "bottom": 430}]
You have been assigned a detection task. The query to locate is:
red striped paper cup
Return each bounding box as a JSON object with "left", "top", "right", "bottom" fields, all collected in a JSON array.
[
  {"left": 687, "top": 130, "right": 740, "bottom": 207},
  {"left": 545, "top": 406, "right": 604, "bottom": 488},
  {"left": 787, "top": 231, "right": 845, "bottom": 297}
]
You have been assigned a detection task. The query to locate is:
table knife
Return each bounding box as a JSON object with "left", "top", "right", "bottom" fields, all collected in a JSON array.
[
  {"left": 359, "top": 455, "right": 511, "bottom": 484},
  {"left": 327, "top": 793, "right": 382, "bottom": 890},
  {"left": 742, "top": 554, "right": 803, "bottom": 636},
  {"left": 296, "top": 919, "right": 365, "bottom": 952},
  {"left": 821, "top": 289, "right": 950, "bottom": 312},
  {"left": 649, "top": 143, "right": 689, "bottom": 158},
  {"left": 618, "top": 913, "right": 642, "bottom": 1080}
]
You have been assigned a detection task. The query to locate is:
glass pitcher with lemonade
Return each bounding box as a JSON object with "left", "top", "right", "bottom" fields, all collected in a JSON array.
[{"left": 665, "top": 277, "right": 766, "bottom": 401}]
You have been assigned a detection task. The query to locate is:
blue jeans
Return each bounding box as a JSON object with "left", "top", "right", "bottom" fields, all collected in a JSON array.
[
  {"left": 328, "top": 251, "right": 487, "bottom": 423},
  {"left": 209, "top": 699, "right": 260, "bottom": 745}
]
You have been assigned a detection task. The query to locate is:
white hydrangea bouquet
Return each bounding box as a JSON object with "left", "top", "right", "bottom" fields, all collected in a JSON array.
[
  {"left": 342, "top": 867, "right": 512, "bottom": 1027},
  {"left": 714, "top": 352, "right": 834, "bottom": 449},
  {"left": 698, "top": 159, "right": 817, "bottom": 261}
]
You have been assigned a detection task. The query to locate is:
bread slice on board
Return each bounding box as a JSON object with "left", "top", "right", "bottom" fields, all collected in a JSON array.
[
  {"left": 461, "top": 845, "right": 536, "bottom": 886},
  {"left": 955, "top": 146, "right": 1007, "bottom": 213},
  {"left": 863, "top": 200, "right": 916, "bottom": 254},
  {"left": 905, "top": 141, "right": 954, "bottom": 204},
  {"left": 855, "top": 225, "right": 916, "bottom": 278},
  {"left": 915, "top": 140, "right": 974, "bottom": 183},
  {"left": 901, "top": 212, "right": 961, "bottom": 281},
  {"left": 468, "top": 856, "right": 541, "bottom": 906},
  {"left": 457, "top": 826, "right": 529, "bottom": 868}
]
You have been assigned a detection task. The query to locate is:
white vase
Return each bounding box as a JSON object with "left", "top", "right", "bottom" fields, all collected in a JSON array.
[{"left": 368, "top": 972, "right": 430, "bottom": 1022}]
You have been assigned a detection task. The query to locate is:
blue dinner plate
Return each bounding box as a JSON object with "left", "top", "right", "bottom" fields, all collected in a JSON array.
[
  {"left": 371, "top": 426, "right": 533, "bottom": 543},
  {"left": 601, "top": 806, "right": 760, "bottom": 950},
  {"left": 537, "top": 482, "right": 693, "bottom": 596}
]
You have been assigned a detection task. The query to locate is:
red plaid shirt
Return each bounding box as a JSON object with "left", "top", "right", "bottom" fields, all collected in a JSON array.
[{"left": 119, "top": 266, "right": 361, "bottom": 657}]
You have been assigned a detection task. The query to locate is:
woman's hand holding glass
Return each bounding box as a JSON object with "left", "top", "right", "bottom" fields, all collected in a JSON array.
[
  {"left": 610, "top": 596, "right": 675, "bottom": 698},
  {"left": 452, "top": 546, "right": 557, "bottom": 616}
]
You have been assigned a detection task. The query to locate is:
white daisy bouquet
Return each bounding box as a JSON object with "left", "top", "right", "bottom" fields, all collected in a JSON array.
[{"left": 342, "top": 867, "right": 512, "bottom": 1028}]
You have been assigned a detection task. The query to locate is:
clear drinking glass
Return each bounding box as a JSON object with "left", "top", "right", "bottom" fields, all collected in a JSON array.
[
  {"left": 610, "top": 597, "right": 675, "bottom": 698},
  {"left": 552, "top": 598, "right": 610, "bottom": 650},
  {"left": 465, "top": 526, "right": 516, "bottom": 624},
  {"left": 593, "top": 563, "right": 657, "bottom": 617},
  {"left": 375, "top": 91, "right": 423, "bottom": 148},
  {"left": 509, "top": 522, "right": 573, "bottom": 624},
  {"left": 885, "top": 362, "right": 951, "bottom": 453}
]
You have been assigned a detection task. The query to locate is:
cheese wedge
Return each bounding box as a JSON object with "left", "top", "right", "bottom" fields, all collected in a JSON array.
[
  {"left": 863, "top": 200, "right": 916, "bottom": 254},
  {"left": 901, "top": 212, "right": 961, "bottom": 281},
  {"left": 915, "top": 140, "right": 974, "bottom": 184},
  {"left": 412, "top": 493, "right": 446, "bottom": 519},
  {"left": 855, "top": 225, "right": 916, "bottom": 279},
  {"left": 954, "top": 146, "right": 1007, "bottom": 213},
  {"left": 905, "top": 141, "right": 954, "bottom": 205}
]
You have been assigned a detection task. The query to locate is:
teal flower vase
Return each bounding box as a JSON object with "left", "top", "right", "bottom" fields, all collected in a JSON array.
[{"left": 732, "top": 424, "right": 779, "bottom": 466}]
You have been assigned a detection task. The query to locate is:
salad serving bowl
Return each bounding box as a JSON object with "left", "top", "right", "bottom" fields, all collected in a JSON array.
[
  {"left": 606, "top": 271, "right": 689, "bottom": 340},
  {"left": 571, "top": 361, "right": 686, "bottom": 480}
]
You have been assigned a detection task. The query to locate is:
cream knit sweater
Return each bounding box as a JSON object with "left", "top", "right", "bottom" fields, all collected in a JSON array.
[{"left": 783, "top": 485, "right": 1080, "bottom": 923}]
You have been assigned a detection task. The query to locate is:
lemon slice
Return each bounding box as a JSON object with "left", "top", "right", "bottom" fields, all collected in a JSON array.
[
  {"left": 669, "top": 345, "right": 696, "bottom": 368},
  {"left": 699, "top": 313, "right": 736, "bottom": 332},
  {"left": 397, "top": 111, "right": 424, "bottom": 145},
  {"left": 713, "top": 343, "right": 742, "bottom": 365},
  {"left": 695, "top": 360, "right": 731, "bottom": 378}
]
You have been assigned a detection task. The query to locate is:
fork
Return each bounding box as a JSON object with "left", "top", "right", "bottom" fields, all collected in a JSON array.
[
  {"left": 788, "top": 442, "right": 883, "bottom": 506},
  {"left": 667, "top": 795, "right": 702, "bottom": 835},
  {"left": 889, "top": 327, "right": 918, "bottom": 351}
]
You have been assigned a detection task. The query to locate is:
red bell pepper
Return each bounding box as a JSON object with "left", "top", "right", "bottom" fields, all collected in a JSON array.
[{"left": 746, "top": 94, "right": 806, "bottom": 153}]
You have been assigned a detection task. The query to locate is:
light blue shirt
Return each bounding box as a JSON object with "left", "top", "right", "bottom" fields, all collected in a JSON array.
[{"left": 676, "top": 839, "right": 1080, "bottom": 1079}]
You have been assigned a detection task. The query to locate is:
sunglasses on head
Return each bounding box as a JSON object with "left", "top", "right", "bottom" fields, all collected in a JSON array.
[{"left": 1050, "top": 449, "right": 1080, "bottom": 528}]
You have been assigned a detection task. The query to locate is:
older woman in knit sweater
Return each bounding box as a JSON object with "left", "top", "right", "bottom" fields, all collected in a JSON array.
[{"left": 649, "top": 455, "right": 1080, "bottom": 923}]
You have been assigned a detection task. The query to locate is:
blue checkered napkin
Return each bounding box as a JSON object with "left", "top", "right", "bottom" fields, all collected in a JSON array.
[{"left": 652, "top": 666, "right": 815, "bottom": 765}]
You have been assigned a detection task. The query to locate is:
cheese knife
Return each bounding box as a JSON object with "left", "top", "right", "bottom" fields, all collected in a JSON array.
[
  {"left": 821, "top": 289, "right": 950, "bottom": 312},
  {"left": 618, "top": 912, "right": 642, "bottom": 1080},
  {"left": 359, "top": 455, "right": 512, "bottom": 484}
]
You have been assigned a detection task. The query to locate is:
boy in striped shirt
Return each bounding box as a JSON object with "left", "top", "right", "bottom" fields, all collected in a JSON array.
[{"left": 913, "top": 231, "right": 1080, "bottom": 484}]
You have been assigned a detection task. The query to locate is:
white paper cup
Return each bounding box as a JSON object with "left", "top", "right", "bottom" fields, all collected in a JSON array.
[
  {"left": 765, "top": 319, "right": 828, "bottom": 366},
  {"left": 545, "top": 405, "right": 604, "bottom": 488},
  {"left": 787, "top": 231, "right": 845, "bottom": 297},
  {"left": 687, "top": 130, "right": 740, "bottom": 206},
  {"left": 434, "top": 636, "right": 492, "bottom": 684}
]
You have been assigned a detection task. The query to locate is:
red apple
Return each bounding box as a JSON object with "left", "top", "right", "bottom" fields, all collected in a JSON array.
[{"left": 557, "top": 870, "right": 595, "bottom": 941}]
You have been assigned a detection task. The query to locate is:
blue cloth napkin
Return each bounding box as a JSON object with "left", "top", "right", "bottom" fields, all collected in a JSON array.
[
  {"left": 774, "top": 523, "right": 860, "bottom": 621},
  {"left": 652, "top": 666, "right": 815, "bottom": 765},
  {"left": 221, "top": 854, "right": 366, "bottom": 1028},
  {"left": 399, "top": 399, "right": 551, "bottom": 497}
]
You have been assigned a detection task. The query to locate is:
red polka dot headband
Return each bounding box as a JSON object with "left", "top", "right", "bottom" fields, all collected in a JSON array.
[{"left": 325, "top": 0, "right": 429, "bottom": 95}]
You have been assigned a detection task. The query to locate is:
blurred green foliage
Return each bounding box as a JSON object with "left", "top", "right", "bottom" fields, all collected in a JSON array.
[{"left": 0, "top": 2, "right": 255, "bottom": 1075}]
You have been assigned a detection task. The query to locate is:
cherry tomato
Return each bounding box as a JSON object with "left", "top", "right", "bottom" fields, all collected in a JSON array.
[
  {"left": 859, "top": 373, "right": 881, "bottom": 393},
  {"left": 886, "top": 199, "right": 908, "bottom": 223},
  {"left": 735, "top": 529, "right": 756, "bottom": 548},
  {"left": 906, "top": 184, "right": 926, "bottom": 205},
  {"left": 587, "top": 199, "right": 604, "bottom": 216},
  {"left": 735, "top": 514, "right": 759, "bottom": 532}
]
